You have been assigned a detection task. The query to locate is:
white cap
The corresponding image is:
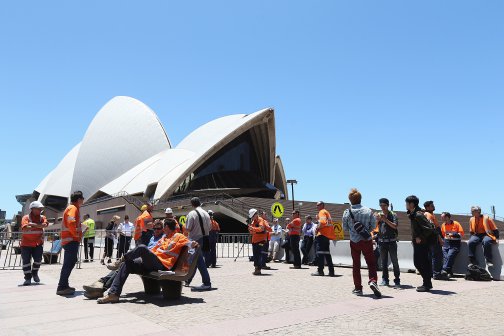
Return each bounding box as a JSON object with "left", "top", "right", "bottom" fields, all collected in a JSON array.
[
  {"left": 29, "top": 201, "right": 44, "bottom": 209},
  {"left": 248, "top": 208, "right": 258, "bottom": 219},
  {"left": 208, "top": 210, "right": 214, "bottom": 215},
  {"left": 165, "top": 208, "right": 173, "bottom": 214}
]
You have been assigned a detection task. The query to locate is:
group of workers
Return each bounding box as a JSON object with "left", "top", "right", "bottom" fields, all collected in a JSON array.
[{"left": 19, "top": 188, "right": 499, "bottom": 300}]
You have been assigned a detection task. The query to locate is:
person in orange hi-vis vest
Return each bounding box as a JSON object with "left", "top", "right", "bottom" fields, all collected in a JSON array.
[
  {"left": 468, "top": 206, "right": 499, "bottom": 267},
  {"left": 21, "top": 201, "right": 48, "bottom": 286},
  {"left": 312, "top": 201, "right": 337, "bottom": 277},
  {"left": 207, "top": 210, "right": 220, "bottom": 268},
  {"left": 260, "top": 211, "right": 272, "bottom": 269},
  {"left": 57, "top": 191, "right": 85, "bottom": 296},
  {"left": 248, "top": 209, "right": 268, "bottom": 275},
  {"left": 287, "top": 210, "right": 302, "bottom": 268},
  {"left": 165, "top": 208, "right": 186, "bottom": 236},
  {"left": 423, "top": 201, "right": 446, "bottom": 280},
  {"left": 98, "top": 218, "right": 198, "bottom": 304},
  {"left": 440, "top": 212, "right": 465, "bottom": 277},
  {"left": 134, "top": 204, "right": 154, "bottom": 246}
]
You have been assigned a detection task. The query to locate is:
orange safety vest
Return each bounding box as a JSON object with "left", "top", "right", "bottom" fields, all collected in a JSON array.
[
  {"left": 470, "top": 215, "right": 497, "bottom": 241},
  {"left": 441, "top": 220, "right": 465, "bottom": 240},
  {"left": 61, "top": 204, "right": 81, "bottom": 245},
  {"left": 210, "top": 219, "right": 221, "bottom": 232},
  {"left": 249, "top": 217, "right": 268, "bottom": 243},
  {"left": 151, "top": 232, "right": 191, "bottom": 270},
  {"left": 134, "top": 210, "right": 153, "bottom": 240},
  {"left": 424, "top": 212, "right": 440, "bottom": 228},
  {"left": 287, "top": 218, "right": 302, "bottom": 235},
  {"left": 21, "top": 213, "right": 47, "bottom": 247},
  {"left": 317, "top": 209, "right": 336, "bottom": 240}
]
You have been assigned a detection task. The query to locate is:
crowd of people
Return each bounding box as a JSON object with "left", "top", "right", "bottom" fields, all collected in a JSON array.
[{"left": 18, "top": 188, "right": 499, "bottom": 300}]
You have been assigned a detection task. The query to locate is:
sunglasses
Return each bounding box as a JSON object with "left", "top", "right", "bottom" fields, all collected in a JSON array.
[{"left": 154, "top": 227, "right": 163, "bottom": 231}]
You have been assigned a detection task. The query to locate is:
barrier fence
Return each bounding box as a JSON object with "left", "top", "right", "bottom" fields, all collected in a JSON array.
[{"left": 0, "top": 230, "right": 253, "bottom": 270}]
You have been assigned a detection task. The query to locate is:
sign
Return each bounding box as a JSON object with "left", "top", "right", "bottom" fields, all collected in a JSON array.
[
  {"left": 271, "top": 202, "right": 284, "bottom": 218},
  {"left": 178, "top": 215, "right": 187, "bottom": 226},
  {"left": 332, "top": 220, "right": 344, "bottom": 240}
]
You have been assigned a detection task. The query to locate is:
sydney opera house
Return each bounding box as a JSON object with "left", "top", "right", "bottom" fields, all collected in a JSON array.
[{"left": 16, "top": 96, "right": 289, "bottom": 231}]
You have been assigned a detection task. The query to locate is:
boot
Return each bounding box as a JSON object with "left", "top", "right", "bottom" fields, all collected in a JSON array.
[
  {"left": 97, "top": 292, "right": 120, "bottom": 304},
  {"left": 106, "top": 256, "right": 124, "bottom": 271},
  {"left": 100, "top": 259, "right": 105, "bottom": 265},
  {"left": 32, "top": 273, "right": 40, "bottom": 283},
  {"left": 83, "top": 280, "right": 104, "bottom": 293},
  {"left": 253, "top": 267, "right": 261, "bottom": 275}
]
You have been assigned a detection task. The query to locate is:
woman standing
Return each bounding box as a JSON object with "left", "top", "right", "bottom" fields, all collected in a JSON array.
[
  {"left": 101, "top": 215, "right": 119, "bottom": 265},
  {"left": 116, "top": 215, "right": 133, "bottom": 258}
]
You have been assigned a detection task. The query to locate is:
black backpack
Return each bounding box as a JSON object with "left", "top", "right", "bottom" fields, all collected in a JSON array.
[{"left": 465, "top": 264, "right": 492, "bottom": 281}]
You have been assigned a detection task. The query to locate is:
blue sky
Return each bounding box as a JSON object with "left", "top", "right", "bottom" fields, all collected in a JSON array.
[{"left": 0, "top": 1, "right": 503, "bottom": 219}]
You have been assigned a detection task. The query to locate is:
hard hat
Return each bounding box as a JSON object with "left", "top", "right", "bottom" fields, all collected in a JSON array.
[
  {"left": 141, "top": 205, "right": 148, "bottom": 211},
  {"left": 248, "top": 208, "right": 258, "bottom": 219},
  {"left": 165, "top": 207, "right": 173, "bottom": 214},
  {"left": 207, "top": 210, "right": 214, "bottom": 215},
  {"left": 29, "top": 201, "right": 44, "bottom": 209}
]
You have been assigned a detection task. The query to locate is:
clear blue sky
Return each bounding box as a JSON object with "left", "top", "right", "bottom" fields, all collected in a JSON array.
[{"left": 1, "top": 1, "right": 503, "bottom": 219}]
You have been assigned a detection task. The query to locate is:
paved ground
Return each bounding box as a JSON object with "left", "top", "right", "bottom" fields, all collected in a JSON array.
[{"left": 1, "top": 257, "right": 503, "bottom": 336}]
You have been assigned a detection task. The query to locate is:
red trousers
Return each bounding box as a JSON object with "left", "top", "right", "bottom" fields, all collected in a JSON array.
[{"left": 350, "top": 239, "right": 378, "bottom": 290}]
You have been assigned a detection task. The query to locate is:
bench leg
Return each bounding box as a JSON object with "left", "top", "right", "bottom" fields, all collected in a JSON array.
[
  {"left": 159, "top": 280, "right": 182, "bottom": 300},
  {"left": 141, "top": 277, "right": 161, "bottom": 295}
]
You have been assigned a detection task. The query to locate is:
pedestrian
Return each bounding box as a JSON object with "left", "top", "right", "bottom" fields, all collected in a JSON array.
[
  {"left": 287, "top": 210, "right": 302, "bottom": 269},
  {"left": 101, "top": 216, "right": 119, "bottom": 265},
  {"left": 248, "top": 208, "right": 268, "bottom": 275},
  {"left": 374, "top": 198, "right": 400, "bottom": 288},
  {"left": 116, "top": 215, "right": 133, "bottom": 259},
  {"left": 260, "top": 211, "right": 272, "bottom": 269},
  {"left": 268, "top": 218, "right": 283, "bottom": 261},
  {"left": 57, "top": 191, "right": 85, "bottom": 296},
  {"left": 423, "top": 201, "right": 446, "bottom": 280},
  {"left": 135, "top": 204, "right": 154, "bottom": 246},
  {"left": 440, "top": 212, "right": 464, "bottom": 277},
  {"left": 468, "top": 206, "right": 499, "bottom": 267},
  {"left": 165, "top": 208, "right": 185, "bottom": 235},
  {"left": 82, "top": 214, "right": 95, "bottom": 262},
  {"left": 406, "top": 195, "right": 438, "bottom": 292},
  {"left": 20, "top": 201, "right": 48, "bottom": 285},
  {"left": 207, "top": 210, "right": 220, "bottom": 268},
  {"left": 342, "top": 189, "right": 381, "bottom": 297},
  {"left": 282, "top": 218, "right": 291, "bottom": 264},
  {"left": 185, "top": 197, "right": 212, "bottom": 291},
  {"left": 301, "top": 215, "right": 315, "bottom": 265},
  {"left": 312, "top": 201, "right": 337, "bottom": 277}
]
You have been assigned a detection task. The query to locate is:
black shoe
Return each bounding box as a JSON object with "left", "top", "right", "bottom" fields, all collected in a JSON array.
[
  {"left": 352, "top": 288, "right": 363, "bottom": 296},
  {"left": 290, "top": 266, "right": 302, "bottom": 269},
  {"left": 369, "top": 281, "right": 382, "bottom": 298},
  {"left": 83, "top": 259, "right": 89, "bottom": 263},
  {"left": 311, "top": 272, "right": 324, "bottom": 276},
  {"left": 416, "top": 285, "right": 431, "bottom": 292},
  {"left": 32, "top": 274, "right": 40, "bottom": 283}
]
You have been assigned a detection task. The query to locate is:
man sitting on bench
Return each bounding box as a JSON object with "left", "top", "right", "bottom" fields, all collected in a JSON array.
[{"left": 98, "top": 218, "right": 197, "bottom": 304}]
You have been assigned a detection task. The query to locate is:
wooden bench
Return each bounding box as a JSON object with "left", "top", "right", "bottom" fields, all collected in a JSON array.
[{"left": 140, "top": 246, "right": 200, "bottom": 300}]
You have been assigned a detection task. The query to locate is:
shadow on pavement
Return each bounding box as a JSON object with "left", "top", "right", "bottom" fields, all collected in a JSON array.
[
  {"left": 121, "top": 292, "right": 206, "bottom": 307},
  {"left": 361, "top": 294, "right": 394, "bottom": 300},
  {"left": 428, "top": 289, "right": 456, "bottom": 295}
]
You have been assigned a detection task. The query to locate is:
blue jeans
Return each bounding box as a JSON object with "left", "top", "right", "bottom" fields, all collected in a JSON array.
[
  {"left": 442, "top": 243, "right": 460, "bottom": 273},
  {"left": 58, "top": 241, "right": 79, "bottom": 290},
  {"left": 188, "top": 238, "right": 211, "bottom": 286},
  {"left": 379, "top": 241, "right": 400, "bottom": 283},
  {"left": 252, "top": 242, "right": 266, "bottom": 268},
  {"left": 430, "top": 241, "right": 443, "bottom": 277},
  {"left": 468, "top": 234, "right": 494, "bottom": 263}
]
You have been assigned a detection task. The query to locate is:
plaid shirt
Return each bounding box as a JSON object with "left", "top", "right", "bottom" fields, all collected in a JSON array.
[{"left": 342, "top": 204, "right": 375, "bottom": 243}]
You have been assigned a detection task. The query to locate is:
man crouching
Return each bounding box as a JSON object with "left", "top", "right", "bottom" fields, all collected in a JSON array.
[{"left": 98, "top": 218, "right": 198, "bottom": 304}]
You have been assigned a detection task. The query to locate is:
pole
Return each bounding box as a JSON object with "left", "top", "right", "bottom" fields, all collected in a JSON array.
[{"left": 291, "top": 183, "right": 295, "bottom": 211}]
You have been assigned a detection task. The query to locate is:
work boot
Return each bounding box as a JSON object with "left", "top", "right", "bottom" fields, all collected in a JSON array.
[
  {"left": 97, "top": 293, "right": 119, "bottom": 304},
  {"left": 106, "top": 256, "right": 124, "bottom": 271},
  {"left": 253, "top": 267, "right": 261, "bottom": 275},
  {"left": 23, "top": 279, "right": 31, "bottom": 286},
  {"left": 311, "top": 271, "right": 324, "bottom": 276},
  {"left": 56, "top": 287, "right": 75, "bottom": 296},
  {"left": 32, "top": 273, "right": 40, "bottom": 283},
  {"left": 416, "top": 285, "right": 431, "bottom": 292},
  {"left": 84, "top": 291, "right": 104, "bottom": 299},
  {"left": 83, "top": 281, "right": 104, "bottom": 293}
]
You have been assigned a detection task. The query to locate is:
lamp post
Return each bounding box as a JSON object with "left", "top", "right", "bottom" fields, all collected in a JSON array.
[{"left": 286, "top": 179, "right": 298, "bottom": 211}]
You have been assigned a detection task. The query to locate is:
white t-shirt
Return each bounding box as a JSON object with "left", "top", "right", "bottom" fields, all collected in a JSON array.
[{"left": 186, "top": 207, "right": 212, "bottom": 241}]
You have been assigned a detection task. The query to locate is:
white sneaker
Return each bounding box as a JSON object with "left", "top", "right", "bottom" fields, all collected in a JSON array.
[{"left": 191, "top": 284, "right": 212, "bottom": 292}]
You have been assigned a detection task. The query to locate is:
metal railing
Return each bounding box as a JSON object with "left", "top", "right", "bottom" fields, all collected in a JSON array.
[{"left": 0, "top": 230, "right": 253, "bottom": 270}]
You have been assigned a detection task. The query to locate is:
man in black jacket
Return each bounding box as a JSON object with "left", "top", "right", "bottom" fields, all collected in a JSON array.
[{"left": 406, "top": 195, "right": 438, "bottom": 292}]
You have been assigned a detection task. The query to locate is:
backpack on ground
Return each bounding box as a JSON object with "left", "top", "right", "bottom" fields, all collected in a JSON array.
[{"left": 465, "top": 264, "right": 492, "bottom": 281}]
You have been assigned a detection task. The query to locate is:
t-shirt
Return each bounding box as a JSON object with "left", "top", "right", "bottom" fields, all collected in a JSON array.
[{"left": 185, "top": 207, "right": 212, "bottom": 241}]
